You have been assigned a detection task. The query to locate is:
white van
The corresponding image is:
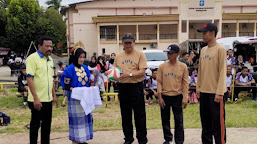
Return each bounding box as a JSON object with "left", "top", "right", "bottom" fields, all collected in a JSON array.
[{"left": 142, "top": 50, "right": 167, "bottom": 76}]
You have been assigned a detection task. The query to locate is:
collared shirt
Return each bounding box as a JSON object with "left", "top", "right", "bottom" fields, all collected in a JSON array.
[
  {"left": 26, "top": 50, "right": 54, "bottom": 102},
  {"left": 179, "top": 58, "right": 189, "bottom": 66},
  {"left": 113, "top": 49, "right": 147, "bottom": 83},
  {"left": 236, "top": 72, "right": 253, "bottom": 84}
]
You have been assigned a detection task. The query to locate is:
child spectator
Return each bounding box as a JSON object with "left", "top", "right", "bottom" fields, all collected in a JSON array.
[
  {"left": 18, "top": 65, "right": 28, "bottom": 107},
  {"left": 234, "top": 66, "right": 256, "bottom": 102},
  {"left": 145, "top": 68, "right": 158, "bottom": 105},
  {"left": 91, "top": 69, "right": 107, "bottom": 101}
]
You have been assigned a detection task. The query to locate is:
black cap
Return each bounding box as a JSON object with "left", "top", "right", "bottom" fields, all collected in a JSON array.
[
  {"left": 164, "top": 44, "right": 180, "bottom": 54},
  {"left": 122, "top": 33, "right": 135, "bottom": 43},
  {"left": 197, "top": 23, "right": 218, "bottom": 33}
]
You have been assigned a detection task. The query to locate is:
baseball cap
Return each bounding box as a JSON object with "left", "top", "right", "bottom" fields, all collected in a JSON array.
[
  {"left": 164, "top": 44, "right": 180, "bottom": 54},
  {"left": 122, "top": 33, "right": 135, "bottom": 43},
  {"left": 197, "top": 23, "right": 218, "bottom": 33}
]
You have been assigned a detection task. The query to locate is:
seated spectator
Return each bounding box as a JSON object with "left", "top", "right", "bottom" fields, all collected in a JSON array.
[
  {"left": 8, "top": 56, "right": 15, "bottom": 76},
  {"left": 189, "top": 68, "right": 198, "bottom": 104},
  {"left": 187, "top": 51, "right": 195, "bottom": 68},
  {"left": 235, "top": 55, "right": 245, "bottom": 72},
  {"left": 179, "top": 52, "right": 189, "bottom": 66},
  {"left": 234, "top": 66, "right": 257, "bottom": 102},
  {"left": 227, "top": 49, "right": 236, "bottom": 74},
  {"left": 91, "top": 69, "right": 107, "bottom": 101},
  {"left": 191, "top": 68, "right": 198, "bottom": 87},
  {"left": 192, "top": 48, "right": 200, "bottom": 65},
  {"left": 97, "top": 56, "right": 108, "bottom": 86},
  {"left": 145, "top": 68, "right": 158, "bottom": 105},
  {"left": 18, "top": 65, "right": 28, "bottom": 107},
  {"left": 225, "top": 66, "right": 233, "bottom": 102}
]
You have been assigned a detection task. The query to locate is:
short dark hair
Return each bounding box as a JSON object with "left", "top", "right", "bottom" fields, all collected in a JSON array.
[
  {"left": 38, "top": 36, "right": 52, "bottom": 46},
  {"left": 182, "top": 52, "right": 189, "bottom": 57},
  {"left": 227, "top": 65, "right": 233, "bottom": 68},
  {"left": 151, "top": 68, "right": 158, "bottom": 72},
  {"left": 227, "top": 49, "right": 233, "bottom": 52},
  {"left": 241, "top": 66, "right": 248, "bottom": 71}
]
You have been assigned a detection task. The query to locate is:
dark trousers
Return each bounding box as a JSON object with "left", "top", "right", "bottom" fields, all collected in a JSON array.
[
  {"left": 200, "top": 93, "right": 226, "bottom": 144},
  {"left": 28, "top": 102, "right": 53, "bottom": 144},
  {"left": 224, "top": 87, "right": 231, "bottom": 101},
  {"left": 146, "top": 89, "right": 157, "bottom": 100},
  {"left": 234, "top": 84, "right": 256, "bottom": 100},
  {"left": 119, "top": 82, "right": 147, "bottom": 144},
  {"left": 161, "top": 95, "right": 184, "bottom": 144}
]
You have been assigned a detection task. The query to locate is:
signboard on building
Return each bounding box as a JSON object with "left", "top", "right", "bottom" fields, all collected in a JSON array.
[{"left": 188, "top": 0, "right": 215, "bottom": 17}]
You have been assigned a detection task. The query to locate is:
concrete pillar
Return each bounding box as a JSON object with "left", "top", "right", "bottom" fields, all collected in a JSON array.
[
  {"left": 254, "top": 22, "right": 256, "bottom": 37},
  {"left": 136, "top": 24, "right": 139, "bottom": 43},
  {"left": 157, "top": 23, "right": 160, "bottom": 49},
  {"left": 236, "top": 21, "right": 239, "bottom": 37}
]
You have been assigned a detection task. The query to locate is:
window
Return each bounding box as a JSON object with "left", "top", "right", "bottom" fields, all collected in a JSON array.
[{"left": 100, "top": 26, "right": 116, "bottom": 40}]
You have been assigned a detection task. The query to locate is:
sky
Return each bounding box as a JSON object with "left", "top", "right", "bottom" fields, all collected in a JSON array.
[{"left": 38, "top": 0, "right": 88, "bottom": 7}]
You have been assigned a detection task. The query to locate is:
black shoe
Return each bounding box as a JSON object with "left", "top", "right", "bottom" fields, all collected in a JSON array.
[
  {"left": 123, "top": 139, "right": 134, "bottom": 144},
  {"left": 163, "top": 141, "right": 172, "bottom": 144}
]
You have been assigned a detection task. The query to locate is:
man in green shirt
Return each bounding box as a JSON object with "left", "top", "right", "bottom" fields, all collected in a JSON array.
[{"left": 179, "top": 52, "right": 189, "bottom": 66}]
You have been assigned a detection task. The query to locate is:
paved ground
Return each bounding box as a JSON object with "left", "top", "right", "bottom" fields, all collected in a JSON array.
[
  {"left": 0, "top": 66, "right": 17, "bottom": 82},
  {"left": 0, "top": 128, "right": 256, "bottom": 144}
]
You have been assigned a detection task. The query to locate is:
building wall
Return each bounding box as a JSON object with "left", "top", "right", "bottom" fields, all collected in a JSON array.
[{"left": 66, "top": 0, "right": 257, "bottom": 57}]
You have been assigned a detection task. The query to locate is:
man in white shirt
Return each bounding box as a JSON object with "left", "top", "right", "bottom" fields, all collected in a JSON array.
[{"left": 235, "top": 66, "right": 256, "bottom": 102}]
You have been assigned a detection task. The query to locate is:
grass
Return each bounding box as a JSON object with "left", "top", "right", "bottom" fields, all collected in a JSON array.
[{"left": 0, "top": 88, "right": 257, "bottom": 134}]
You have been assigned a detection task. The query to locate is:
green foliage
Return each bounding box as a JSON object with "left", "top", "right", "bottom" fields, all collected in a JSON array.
[
  {"left": 0, "top": 0, "right": 10, "bottom": 9},
  {"left": 46, "top": 0, "right": 62, "bottom": 10},
  {"left": 6, "top": 0, "right": 40, "bottom": 53},
  {"left": 3, "top": 0, "right": 66, "bottom": 54}
]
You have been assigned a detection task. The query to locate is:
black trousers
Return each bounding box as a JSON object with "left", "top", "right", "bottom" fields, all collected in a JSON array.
[
  {"left": 200, "top": 93, "right": 226, "bottom": 144},
  {"left": 161, "top": 95, "right": 184, "bottom": 144},
  {"left": 234, "top": 84, "right": 256, "bottom": 100},
  {"left": 146, "top": 89, "right": 157, "bottom": 100},
  {"left": 119, "top": 82, "right": 147, "bottom": 144},
  {"left": 28, "top": 102, "right": 53, "bottom": 144}
]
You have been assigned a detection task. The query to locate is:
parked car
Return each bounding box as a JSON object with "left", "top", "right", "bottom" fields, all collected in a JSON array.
[{"left": 142, "top": 50, "right": 167, "bottom": 76}]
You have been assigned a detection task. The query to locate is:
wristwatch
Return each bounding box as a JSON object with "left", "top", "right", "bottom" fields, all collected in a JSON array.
[{"left": 129, "top": 73, "right": 133, "bottom": 77}]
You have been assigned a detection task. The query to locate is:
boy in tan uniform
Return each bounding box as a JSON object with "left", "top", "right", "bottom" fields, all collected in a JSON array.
[
  {"left": 113, "top": 33, "right": 148, "bottom": 144},
  {"left": 157, "top": 44, "right": 188, "bottom": 144},
  {"left": 197, "top": 23, "right": 227, "bottom": 144}
]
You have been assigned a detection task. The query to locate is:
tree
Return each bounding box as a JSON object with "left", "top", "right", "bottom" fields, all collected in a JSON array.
[
  {"left": 0, "top": 0, "right": 10, "bottom": 9},
  {"left": 36, "top": 8, "right": 66, "bottom": 54},
  {"left": 0, "top": 0, "right": 10, "bottom": 47},
  {"left": 6, "top": 0, "right": 40, "bottom": 53},
  {"left": 46, "top": 0, "right": 62, "bottom": 10}
]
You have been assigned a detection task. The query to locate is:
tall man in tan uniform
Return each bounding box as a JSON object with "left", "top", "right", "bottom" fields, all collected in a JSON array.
[
  {"left": 157, "top": 44, "right": 188, "bottom": 144},
  {"left": 197, "top": 23, "right": 227, "bottom": 144},
  {"left": 113, "top": 33, "right": 148, "bottom": 144}
]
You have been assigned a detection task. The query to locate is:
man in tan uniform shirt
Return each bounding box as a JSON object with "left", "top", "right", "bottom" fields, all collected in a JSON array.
[
  {"left": 113, "top": 33, "right": 148, "bottom": 144},
  {"left": 197, "top": 23, "right": 227, "bottom": 144},
  {"left": 157, "top": 44, "right": 188, "bottom": 144}
]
